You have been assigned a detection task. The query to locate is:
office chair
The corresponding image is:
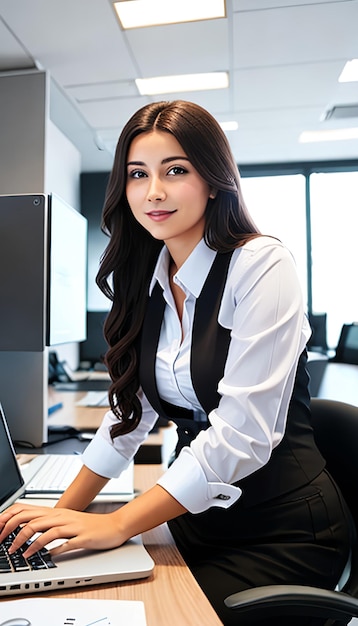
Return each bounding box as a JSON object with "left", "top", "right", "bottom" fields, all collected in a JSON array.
[
  {"left": 224, "top": 398, "right": 358, "bottom": 624},
  {"left": 331, "top": 323, "right": 358, "bottom": 365},
  {"left": 307, "top": 312, "right": 328, "bottom": 354}
]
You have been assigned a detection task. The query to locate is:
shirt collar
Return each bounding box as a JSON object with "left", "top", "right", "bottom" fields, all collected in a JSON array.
[{"left": 150, "top": 239, "right": 216, "bottom": 298}]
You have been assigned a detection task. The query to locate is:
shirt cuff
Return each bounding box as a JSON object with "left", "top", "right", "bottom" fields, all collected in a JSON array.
[
  {"left": 82, "top": 433, "right": 131, "bottom": 479},
  {"left": 157, "top": 446, "right": 242, "bottom": 513}
]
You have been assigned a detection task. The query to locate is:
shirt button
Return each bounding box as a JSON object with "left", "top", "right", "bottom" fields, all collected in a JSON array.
[{"left": 215, "top": 494, "right": 231, "bottom": 501}]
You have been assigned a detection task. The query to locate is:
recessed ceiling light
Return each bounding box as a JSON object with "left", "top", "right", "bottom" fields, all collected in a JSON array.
[
  {"left": 113, "top": 0, "right": 226, "bottom": 29},
  {"left": 338, "top": 59, "right": 358, "bottom": 83},
  {"left": 299, "top": 128, "right": 358, "bottom": 143},
  {"left": 135, "top": 72, "right": 229, "bottom": 95},
  {"left": 219, "top": 121, "right": 238, "bottom": 131}
]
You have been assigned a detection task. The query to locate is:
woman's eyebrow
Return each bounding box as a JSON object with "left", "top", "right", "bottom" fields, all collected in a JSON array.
[
  {"left": 127, "top": 160, "right": 145, "bottom": 167},
  {"left": 162, "top": 156, "right": 190, "bottom": 164},
  {"left": 127, "top": 155, "right": 190, "bottom": 167}
]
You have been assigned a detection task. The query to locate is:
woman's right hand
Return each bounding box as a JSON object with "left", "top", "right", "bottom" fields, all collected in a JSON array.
[
  {"left": 0, "top": 480, "right": 187, "bottom": 560},
  {"left": 0, "top": 502, "right": 126, "bottom": 558}
]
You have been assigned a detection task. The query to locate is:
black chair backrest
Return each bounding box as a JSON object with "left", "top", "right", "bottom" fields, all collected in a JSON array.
[
  {"left": 308, "top": 312, "right": 328, "bottom": 352},
  {"left": 311, "top": 398, "right": 358, "bottom": 528},
  {"left": 333, "top": 323, "right": 358, "bottom": 365},
  {"left": 310, "top": 398, "right": 358, "bottom": 595}
]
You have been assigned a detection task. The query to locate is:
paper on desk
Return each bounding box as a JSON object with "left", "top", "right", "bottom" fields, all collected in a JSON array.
[
  {"left": 0, "top": 598, "right": 147, "bottom": 625},
  {"left": 75, "top": 391, "right": 109, "bottom": 407}
]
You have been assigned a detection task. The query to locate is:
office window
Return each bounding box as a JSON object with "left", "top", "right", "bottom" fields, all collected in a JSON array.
[
  {"left": 241, "top": 175, "right": 307, "bottom": 304},
  {"left": 310, "top": 172, "right": 358, "bottom": 348}
]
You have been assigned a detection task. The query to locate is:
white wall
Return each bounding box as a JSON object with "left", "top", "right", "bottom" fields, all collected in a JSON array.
[{"left": 45, "top": 120, "right": 81, "bottom": 208}]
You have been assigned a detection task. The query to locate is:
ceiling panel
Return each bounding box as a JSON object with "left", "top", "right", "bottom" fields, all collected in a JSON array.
[
  {"left": 232, "top": 125, "right": 358, "bottom": 164},
  {"left": 0, "top": 0, "right": 357, "bottom": 171},
  {"left": 232, "top": 61, "right": 346, "bottom": 111},
  {"left": 66, "top": 80, "right": 139, "bottom": 102},
  {"left": 232, "top": 2, "right": 358, "bottom": 67},
  {"left": 79, "top": 95, "right": 150, "bottom": 129},
  {"left": 149, "top": 88, "right": 234, "bottom": 114},
  {"left": 235, "top": 106, "right": 325, "bottom": 130},
  {"left": 0, "top": 0, "right": 137, "bottom": 84},
  {"left": 125, "top": 18, "right": 230, "bottom": 76},
  {"left": 232, "top": 0, "right": 351, "bottom": 9},
  {"left": 0, "top": 19, "right": 34, "bottom": 69}
]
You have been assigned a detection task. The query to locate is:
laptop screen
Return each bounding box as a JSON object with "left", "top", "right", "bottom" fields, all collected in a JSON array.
[{"left": 0, "top": 403, "right": 25, "bottom": 510}]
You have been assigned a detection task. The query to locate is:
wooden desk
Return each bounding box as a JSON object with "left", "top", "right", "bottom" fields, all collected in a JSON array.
[
  {"left": 15, "top": 464, "right": 223, "bottom": 626},
  {"left": 48, "top": 386, "right": 105, "bottom": 431},
  {"left": 45, "top": 387, "right": 177, "bottom": 464},
  {"left": 94, "top": 465, "right": 222, "bottom": 625}
]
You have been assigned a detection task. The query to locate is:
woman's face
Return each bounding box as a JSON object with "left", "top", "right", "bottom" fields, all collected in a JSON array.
[{"left": 126, "top": 130, "right": 212, "bottom": 256}]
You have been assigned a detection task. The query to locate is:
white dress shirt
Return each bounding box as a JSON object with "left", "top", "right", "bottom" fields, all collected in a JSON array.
[{"left": 83, "top": 236, "right": 311, "bottom": 514}]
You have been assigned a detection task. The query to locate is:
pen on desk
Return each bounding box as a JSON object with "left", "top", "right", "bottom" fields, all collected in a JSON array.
[{"left": 48, "top": 402, "right": 63, "bottom": 415}]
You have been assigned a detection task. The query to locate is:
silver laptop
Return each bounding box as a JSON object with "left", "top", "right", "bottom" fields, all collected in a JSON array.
[{"left": 0, "top": 403, "right": 154, "bottom": 596}]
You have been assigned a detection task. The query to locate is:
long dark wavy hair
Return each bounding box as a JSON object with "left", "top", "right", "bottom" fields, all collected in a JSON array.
[{"left": 96, "top": 100, "right": 260, "bottom": 437}]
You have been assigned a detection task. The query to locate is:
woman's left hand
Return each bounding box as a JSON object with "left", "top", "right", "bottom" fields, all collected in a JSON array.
[{"left": 0, "top": 502, "right": 125, "bottom": 558}]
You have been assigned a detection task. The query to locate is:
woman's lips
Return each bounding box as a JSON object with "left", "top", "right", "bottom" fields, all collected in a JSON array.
[{"left": 146, "top": 210, "right": 177, "bottom": 222}]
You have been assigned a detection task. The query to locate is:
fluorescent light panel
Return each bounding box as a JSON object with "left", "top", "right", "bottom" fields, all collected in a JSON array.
[
  {"left": 299, "top": 128, "right": 358, "bottom": 143},
  {"left": 113, "top": 0, "right": 226, "bottom": 29},
  {"left": 220, "top": 121, "right": 238, "bottom": 131},
  {"left": 136, "top": 72, "right": 229, "bottom": 95},
  {"left": 338, "top": 59, "right": 358, "bottom": 83}
]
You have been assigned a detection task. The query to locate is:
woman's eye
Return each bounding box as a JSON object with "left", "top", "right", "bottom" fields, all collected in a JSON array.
[
  {"left": 167, "top": 165, "right": 187, "bottom": 176},
  {"left": 128, "top": 170, "right": 147, "bottom": 179}
]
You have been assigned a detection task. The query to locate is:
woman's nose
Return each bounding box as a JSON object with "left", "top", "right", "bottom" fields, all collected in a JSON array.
[{"left": 147, "top": 178, "right": 166, "bottom": 202}]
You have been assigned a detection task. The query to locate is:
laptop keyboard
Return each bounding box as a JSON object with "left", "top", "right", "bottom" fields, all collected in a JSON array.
[{"left": 0, "top": 526, "right": 56, "bottom": 573}]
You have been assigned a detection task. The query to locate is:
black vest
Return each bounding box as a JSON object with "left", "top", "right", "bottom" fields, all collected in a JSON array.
[{"left": 139, "top": 251, "right": 325, "bottom": 507}]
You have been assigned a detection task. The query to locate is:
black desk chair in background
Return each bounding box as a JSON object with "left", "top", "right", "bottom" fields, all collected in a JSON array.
[
  {"left": 307, "top": 312, "right": 328, "bottom": 354},
  {"left": 331, "top": 323, "right": 358, "bottom": 366},
  {"left": 225, "top": 399, "right": 358, "bottom": 625}
]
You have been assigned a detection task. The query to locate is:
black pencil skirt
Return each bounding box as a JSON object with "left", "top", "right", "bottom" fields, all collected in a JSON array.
[{"left": 168, "top": 470, "right": 352, "bottom": 626}]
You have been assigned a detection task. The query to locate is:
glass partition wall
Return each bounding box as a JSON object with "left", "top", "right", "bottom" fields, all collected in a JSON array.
[
  {"left": 310, "top": 171, "right": 358, "bottom": 348},
  {"left": 241, "top": 175, "right": 307, "bottom": 306},
  {"left": 239, "top": 162, "right": 358, "bottom": 350}
]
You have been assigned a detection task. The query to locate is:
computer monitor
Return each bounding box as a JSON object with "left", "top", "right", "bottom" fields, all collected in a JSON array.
[
  {"left": 0, "top": 193, "right": 88, "bottom": 446},
  {"left": 47, "top": 193, "right": 87, "bottom": 346},
  {"left": 0, "top": 193, "right": 87, "bottom": 351}
]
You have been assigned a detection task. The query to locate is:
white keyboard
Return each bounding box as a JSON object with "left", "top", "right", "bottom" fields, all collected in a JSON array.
[
  {"left": 23, "top": 455, "right": 134, "bottom": 500},
  {"left": 26, "top": 455, "right": 83, "bottom": 491}
]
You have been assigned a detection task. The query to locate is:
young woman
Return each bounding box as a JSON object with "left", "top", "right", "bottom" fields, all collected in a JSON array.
[{"left": 0, "top": 101, "right": 351, "bottom": 625}]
